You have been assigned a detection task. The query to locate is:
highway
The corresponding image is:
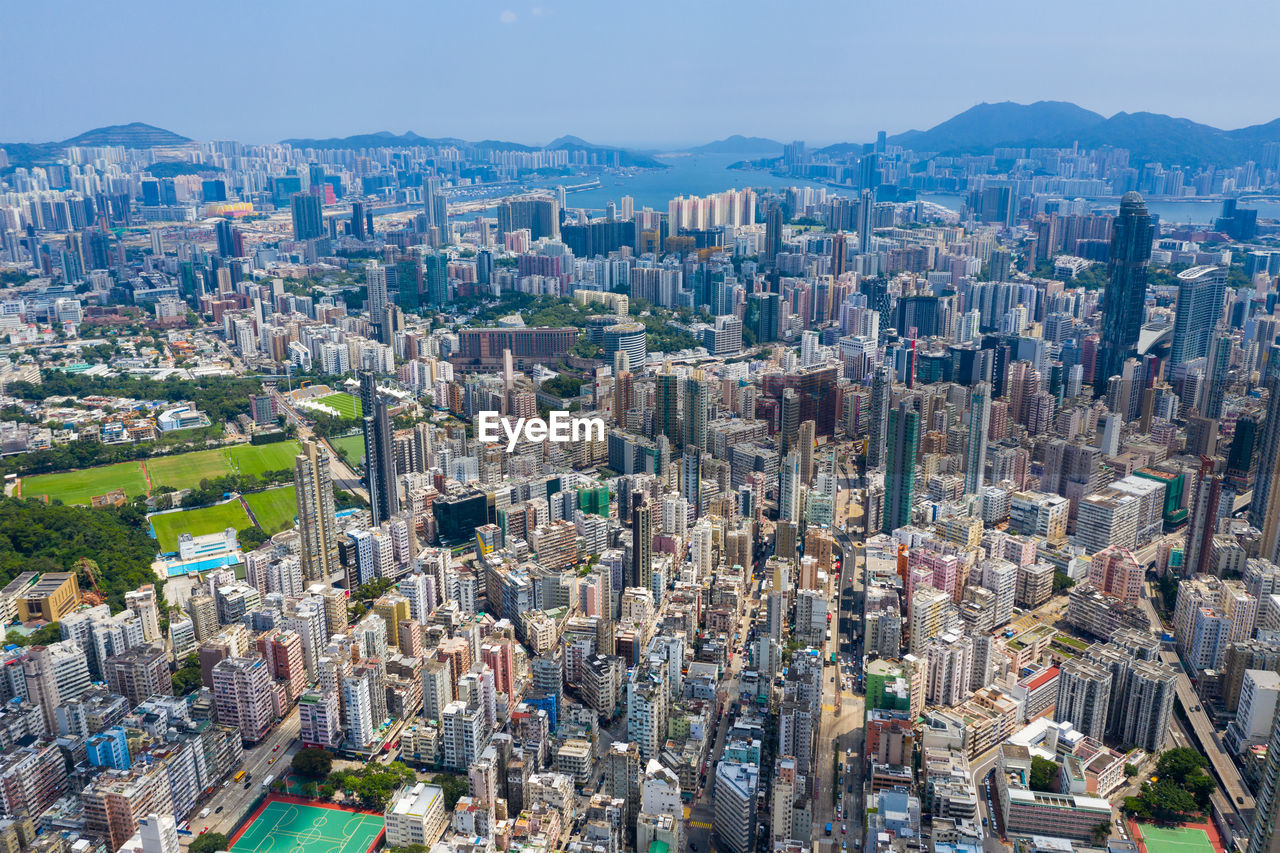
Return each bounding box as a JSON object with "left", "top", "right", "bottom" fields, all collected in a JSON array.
[{"left": 271, "top": 390, "right": 370, "bottom": 502}]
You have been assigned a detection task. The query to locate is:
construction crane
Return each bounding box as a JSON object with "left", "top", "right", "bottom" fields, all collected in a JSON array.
[{"left": 78, "top": 557, "right": 105, "bottom": 607}]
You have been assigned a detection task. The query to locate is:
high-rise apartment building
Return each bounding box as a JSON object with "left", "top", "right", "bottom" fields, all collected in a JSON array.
[{"left": 295, "top": 439, "right": 338, "bottom": 581}]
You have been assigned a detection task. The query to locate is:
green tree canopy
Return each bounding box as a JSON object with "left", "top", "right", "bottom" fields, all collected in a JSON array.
[{"left": 292, "top": 747, "right": 334, "bottom": 778}]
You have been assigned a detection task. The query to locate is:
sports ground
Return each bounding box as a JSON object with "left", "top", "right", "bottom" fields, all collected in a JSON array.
[
  {"left": 1132, "top": 822, "right": 1222, "bottom": 853},
  {"left": 230, "top": 798, "right": 384, "bottom": 853}
]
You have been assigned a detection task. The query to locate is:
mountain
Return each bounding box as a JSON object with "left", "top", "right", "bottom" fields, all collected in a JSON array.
[
  {"left": 687, "top": 135, "right": 783, "bottom": 156},
  {"left": 1053, "top": 111, "right": 1241, "bottom": 167},
  {"left": 547, "top": 135, "right": 592, "bottom": 148},
  {"left": 63, "top": 122, "right": 191, "bottom": 147},
  {"left": 883, "top": 101, "right": 1105, "bottom": 154}
]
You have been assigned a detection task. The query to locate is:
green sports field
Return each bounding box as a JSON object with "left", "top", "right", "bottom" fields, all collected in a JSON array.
[
  {"left": 1136, "top": 824, "right": 1216, "bottom": 853},
  {"left": 150, "top": 501, "right": 253, "bottom": 552},
  {"left": 329, "top": 434, "right": 365, "bottom": 466},
  {"left": 231, "top": 801, "right": 383, "bottom": 853},
  {"left": 20, "top": 441, "right": 302, "bottom": 505},
  {"left": 245, "top": 485, "right": 297, "bottom": 534},
  {"left": 315, "top": 392, "right": 362, "bottom": 420},
  {"left": 22, "top": 461, "right": 149, "bottom": 504}
]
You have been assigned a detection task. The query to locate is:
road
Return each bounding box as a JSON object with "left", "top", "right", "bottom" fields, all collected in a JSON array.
[
  {"left": 1134, "top": 589, "right": 1255, "bottom": 818},
  {"left": 685, "top": 573, "right": 761, "bottom": 853},
  {"left": 191, "top": 706, "right": 303, "bottom": 841}
]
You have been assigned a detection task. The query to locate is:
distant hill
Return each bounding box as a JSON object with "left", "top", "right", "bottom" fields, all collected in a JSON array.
[
  {"left": 861, "top": 101, "right": 1280, "bottom": 167},
  {"left": 687, "top": 135, "right": 783, "bottom": 156},
  {"left": 63, "top": 122, "right": 191, "bottom": 147},
  {"left": 282, "top": 130, "right": 664, "bottom": 168}
]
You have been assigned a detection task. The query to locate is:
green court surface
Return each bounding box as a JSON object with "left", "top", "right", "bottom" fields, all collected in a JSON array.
[
  {"left": 315, "top": 393, "right": 362, "bottom": 420},
  {"left": 231, "top": 801, "right": 383, "bottom": 853},
  {"left": 146, "top": 447, "right": 230, "bottom": 488},
  {"left": 245, "top": 485, "right": 297, "bottom": 534},
  {"left": 22, "top": 461, "right": 148, "bottom": 505},
  {"left": 150, "top": 501, "right": 252, "bottom": 552},
  {"left": 1137, "top": 824, "right": 1216, "bottom": 853},
  {"left": 329, "top": 434, "right": 365, "bottom": 466},
  {"left": 229, "top": 441, "right": 302, "bottom": 477}
]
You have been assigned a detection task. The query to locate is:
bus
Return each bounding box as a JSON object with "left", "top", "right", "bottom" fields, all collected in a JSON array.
[{"left": 234, "top": 770, "right": 246, "bottom": 783}]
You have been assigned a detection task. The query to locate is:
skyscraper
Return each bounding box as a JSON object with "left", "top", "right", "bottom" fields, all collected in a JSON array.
[
  {"left": 683, "top": 371, "right": 708, "bottom": 453},
  {"left": 778, "top": 451, "right": 801, "bottom": 523},
  {"left": 1203, "top": 324, "right": 1232, "bottom": 420},
  {"left": 780, "top": 388, "right": 800, "bottom": 456},
  {"left": 1170, "top": 265, "right": 1227, "bottom": 366},
  {"left": 763, "top": 203, "right": 782, "bottom": 267},
  {"left": 632, "top": 494, "right": 653, "bottom": 590},
  {"left": 361, "top": 371, "right": 400, "bottom": 526},
  {"left": 856, "top": 188, "right": 874, "bottom": 254},
  {"left": 964, "top": 382, "right": 991, "bottom": 494},
  {"left": 422, "top": 177, "right": 448, "bottom": 239},
  {"left": 1251, "top": 347, "right": 1280, "bottom": 540},
  {"left": 366, "top": 260, "right": 389, "bottom": 319},
  {"left": 290, "top": 192, "right": 324, "bottom": 241},
  {"left": 350, "top": 200, "right": 368, "bottom": 240},
  {"left": 867, "top": 366, "right": 891, "bottom": 469},
  {"left": 1095, "top": 191, "right": 1154, "bottom": 396},
  {"left": 295, "top": 439, "right": 338, "bottom": 581},
  {"left": 884, "top": 397, "right": 919, "bottom": 533},
  {"left": 655, "top": 368, "right": 681, "bottom": 449}
]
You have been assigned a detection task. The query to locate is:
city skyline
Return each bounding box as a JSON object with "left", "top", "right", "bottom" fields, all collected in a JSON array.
[{"left": 4, "top": 0, "right": 1279, "bottom": 146}]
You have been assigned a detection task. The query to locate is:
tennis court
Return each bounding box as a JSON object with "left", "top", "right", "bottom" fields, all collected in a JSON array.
[
  {"left": 1136, "top": 824, "right": 1217, "bottom": 853},
  {"left": 230, "top": 799, "right": 384, "bottom": 853}
]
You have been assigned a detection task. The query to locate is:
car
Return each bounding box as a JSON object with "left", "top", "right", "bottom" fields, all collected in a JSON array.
[
  {"left": 268, "top": 758, "right": 275, "bottom": 764},
  {"left": 201, "top": 828, "right": 208, "bottom": 835},
  {"left": 244, "top": 783, "right": 251, "bottom": 789},
  {"left": 215, "top": 807, "right": 223, "bottom": 814},
  {"left": 273, "top": 745, "right": 279, "bottom": 752}
]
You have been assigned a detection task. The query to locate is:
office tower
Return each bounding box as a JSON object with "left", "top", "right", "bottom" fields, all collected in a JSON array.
[
  {"left": 714, "top": 762, "right": 759, "bottom": 853},
  {"left": 422, "top": 251, "right": 448, "bottom": 308},
  {"left": 295, "top": 439, "right": 338, "bottom": 581},
  {"left": 1056, "top": 658, "right": 1113, "bottom": 740},
  {"left": 683, "top": 372, "right": 708, "bottom": 453},
  {"left": 1170, "top": 265, "right": 1227, "bottom": 366},
  {"left": 290, "top": 192, "right": 324, "bottom": 241},
  {"left": 1228, "top": 413, "right": 1260, "bottom": 493},
  {"left": 1095, "top": 192, "right": 1154, "bottom": 396},
  {"left": 350, "top": 201, "right": 367, "bottom": 240},
  {"left": 763, "top": 204, "right": 782, "bottom": 267},
  {"left": 1186, "top": 457, "right": 1226, "bottom": 577},
  {"left": 1204, "top": 324, "right": 1232, "bottom": 420},
  {"left": 361, "top": 371, "right": 400, "bottom": 525},
  {"left": 778, "top": 452, "right": 801, "bottom": 523},
  {"left": 964, "top": 382, "right": 991, "bottom": 494},
  {"left": 884, "top": 397, "right": 919, "bottom": 534},
  {"left": 366, "top": 260, "right": 388, "bottom": 319},
  {"left": 1252, "top": 347, "right": 1280, "bottom": 541},
  {"left": 798, "top": 419, "right": 816, "bottom": 483},
  {"left": 856, "top": 188, "right": 873, "bottom": 254},
  {"left": 655, "top": 368, "right": 681, "bottom": 448},
  {"left": 868, "top": 365, "right": 891, "bottom": 469},
  {"left": 780, "top": 388, "right": 800, "bottom": 455},
  {"left": 422, "top": 177, "right": 448, "bottom": 238},
  {"left": 632, "top": 494, "right": 652, "bottom": 590},
  {"left": 214, "top": 219, "right": 239, "bottom": 258}
]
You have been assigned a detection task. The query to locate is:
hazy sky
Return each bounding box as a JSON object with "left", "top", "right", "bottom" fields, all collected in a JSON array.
[{"left": 3, "top": 0, "right": 1276, "bottom": 148}]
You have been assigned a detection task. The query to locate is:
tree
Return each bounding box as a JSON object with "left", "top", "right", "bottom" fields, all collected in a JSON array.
[
  {"left": 5, "top": 622, "right": 61, "bottom": 646},
  {"left": 1052, "top": 571, "right": 1075, "bottom": 593},
  {"left": 433, "top": 774, "right": 470, "bottom": 810},
  {"left": 1029, "top": 755, "right": 1058, "bottom": 792},
  {"left": 1092, "top": 820, "right": 1112, "bottom": 845},
  {"left": 292, "top": 747, "right": 334, "bottom": 778},
  {"left": 1124, "top": 763, "right": 1138, "bottom": 777},
  {"left": 173, "top": 652, "right": 202, "bottom": 695},
  {"left": 190, "top": 834, "right": 228, "bottom": 853}
]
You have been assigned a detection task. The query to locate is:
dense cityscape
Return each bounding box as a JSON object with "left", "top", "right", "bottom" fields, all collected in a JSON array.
[{"left": 6, "top": 33, "right": 1280, "bottom": 853}]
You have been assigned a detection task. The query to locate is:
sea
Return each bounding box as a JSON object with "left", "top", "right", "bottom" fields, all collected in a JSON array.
[{"left": 535, "top": 152, "right": 1280, "bottom": 227}]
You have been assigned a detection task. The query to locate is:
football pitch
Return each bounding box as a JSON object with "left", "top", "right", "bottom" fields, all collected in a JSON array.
[
  {"left": 150, "top": 501, "right": 252, "bottom": 552},
  {"left": 230, "top": 800, "right": 383, "bottom": 853},
  {"left": 20, "top": 441, "right": 301, "bottom": 505},
  {"left": 245, "top": 485, "right": 297, "bottom": 534},
  {"left": 315, "top": 393, "right": 362, "bottom": 420}
]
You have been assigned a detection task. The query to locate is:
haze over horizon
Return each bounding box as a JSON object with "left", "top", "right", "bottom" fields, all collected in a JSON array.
[{"left": 3, "top": 0, "right": 1275, "bottom": 148}]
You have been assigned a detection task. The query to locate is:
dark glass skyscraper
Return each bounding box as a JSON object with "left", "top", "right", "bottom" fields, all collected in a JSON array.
[
  {"left": 290, "top": 192, "right": 324, "bottom": 241},
  {"left": 360, "top": 370, "right": 399, "bottom": 526},
  {"left": 1095, "top": 191, "right": 1154, "bottom": 396},
  {"left": 883, "top": 397, "right": 919, "bottom": 534}
]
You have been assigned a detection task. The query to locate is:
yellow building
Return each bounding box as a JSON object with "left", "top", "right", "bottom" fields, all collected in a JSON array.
[{"left": 17, "top": 573, "right": 80, "bottom": 623}]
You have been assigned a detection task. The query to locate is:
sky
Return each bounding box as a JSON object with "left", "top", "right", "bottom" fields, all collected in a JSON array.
[{"left": 3, "top": 0, "right": 1277, "bottom": 149}]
